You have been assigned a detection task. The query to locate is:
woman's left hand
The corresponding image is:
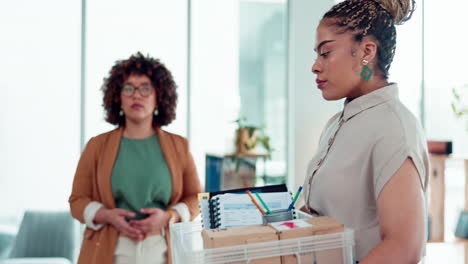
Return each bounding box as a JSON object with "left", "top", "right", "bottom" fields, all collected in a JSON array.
[{"left": 129, "top": 208, "right": 170, "bottom": 234}]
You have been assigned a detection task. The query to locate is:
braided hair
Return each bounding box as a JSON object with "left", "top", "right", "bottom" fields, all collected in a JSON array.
[{"left": 323, "top": 0, "right": 415, "bottom": 79}]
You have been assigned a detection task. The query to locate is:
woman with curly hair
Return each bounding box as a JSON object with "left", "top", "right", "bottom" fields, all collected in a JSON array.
[
  {"left": 302, "top": 0, "right": 428, "bottom": 263},
  {"left": 69, "top": 52, "right": 201, "bottom": 264}
]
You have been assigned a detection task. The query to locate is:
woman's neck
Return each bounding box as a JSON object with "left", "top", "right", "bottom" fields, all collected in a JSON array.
[
  {"left": 123, "top": 120, "right": 155, "bottom": 139},
  {"left": 348, "top": 78, "right": 389, "bottom": 100}
]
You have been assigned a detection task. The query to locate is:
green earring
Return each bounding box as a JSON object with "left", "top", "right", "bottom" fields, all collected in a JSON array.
[
  {"left": 360, "top": 60, "right": 373, "bottom": 81},
  {"left": 119, "top": 110, "right": 124, "bottom": 116}
]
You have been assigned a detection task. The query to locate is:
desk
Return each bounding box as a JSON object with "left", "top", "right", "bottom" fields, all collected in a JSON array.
[
  {"left": 429, "top": 155, "right": 468, "bottom": 242},
  {"left": 224, "top": 153, "right": 270, "bottom": 183}
]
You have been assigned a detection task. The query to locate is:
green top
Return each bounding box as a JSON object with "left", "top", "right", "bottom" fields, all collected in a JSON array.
[{"left": 111, "top": 134, "right": 172, "bottom": 220}]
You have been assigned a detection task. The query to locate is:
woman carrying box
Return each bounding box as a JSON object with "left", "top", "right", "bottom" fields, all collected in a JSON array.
[{"left": 302, "top": 0, "right": 428, "bottom": 263}]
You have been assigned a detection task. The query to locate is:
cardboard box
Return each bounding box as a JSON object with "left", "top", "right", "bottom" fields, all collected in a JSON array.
[
  {"left": 269, "top": 216, "right": 345, "bottom": 264},
  {"left": 202, "top": 225, "right": 281, "bottom": 264}
]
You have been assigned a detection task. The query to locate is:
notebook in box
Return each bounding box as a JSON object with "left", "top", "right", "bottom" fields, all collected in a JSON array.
[{"left": 199, "top": 184, "right": 294, "bottom": 229}]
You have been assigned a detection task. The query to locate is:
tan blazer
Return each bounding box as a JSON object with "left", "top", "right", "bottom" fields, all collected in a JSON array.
[{"left": 69, "top": 127, "right": 202, "bottom": 264}]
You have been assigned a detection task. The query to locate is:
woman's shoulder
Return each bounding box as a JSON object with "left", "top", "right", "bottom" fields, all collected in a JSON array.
[
  {"left": 93, "top": 127, "right": 120, "bottom": 140},
  {"left": 85, "top": 128, "right": 121, "bottom": 148},
  {"left": 368, "top": 101, "right": 427, "bottom": 153},
  {"left": 158, "top": 129, "right": 189, "bottom": 145},
  {"left": 379, "top": 100, "right": 424, "bottom": 136}
]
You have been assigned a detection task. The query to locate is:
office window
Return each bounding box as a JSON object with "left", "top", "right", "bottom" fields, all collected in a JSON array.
[
  {"left": 425, "top": 0, "right": 468, "bottom": 153},
  {"left": 190, "top": 0, "right": 288, "bottom": 186},
  {"left": 424, "top": 0, "right": 468, "bottom": 242},
  {"left": 0, "top": 1, "right": 81, "bottom": 218}
]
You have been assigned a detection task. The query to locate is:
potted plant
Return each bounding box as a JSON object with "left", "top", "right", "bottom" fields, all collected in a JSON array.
[
  {"left": 233, "top": 117, "right": 273, "bottom": 157},
  {"left": 451, "top": 83, "right": 468, "bottom": 130},
  {"left": 222, "top": 117, "right": 274, "bottom": 188}
]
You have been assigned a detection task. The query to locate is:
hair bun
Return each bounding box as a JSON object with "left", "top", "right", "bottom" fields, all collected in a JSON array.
[{"left": 375, "top": 0, "right": 415, "bottom": 25}]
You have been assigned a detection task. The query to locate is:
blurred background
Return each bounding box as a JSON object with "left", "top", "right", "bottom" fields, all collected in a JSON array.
[{"left": 1, "top": 0, "right": 467, "bottom": 262}]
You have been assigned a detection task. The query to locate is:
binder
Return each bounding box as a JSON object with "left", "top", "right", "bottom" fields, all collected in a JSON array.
[
  {"left": 200, "top": 184, "right": 293, "bottom": 229},
  {"left": 209, "top": 184, "right": 288, "bottom": 198}
]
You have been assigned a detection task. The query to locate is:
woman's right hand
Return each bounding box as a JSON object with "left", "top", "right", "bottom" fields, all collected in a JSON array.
[{"left": 94, "top": 208, "right": 144, "bottom": 241}]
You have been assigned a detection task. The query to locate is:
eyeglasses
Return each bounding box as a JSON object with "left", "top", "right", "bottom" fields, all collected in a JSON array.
[{"left": 121, "top": 85, "right": 154, "bottom": 97}]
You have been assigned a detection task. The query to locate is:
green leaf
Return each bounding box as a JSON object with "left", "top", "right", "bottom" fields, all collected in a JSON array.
[
  {"left": 247, "top": 127, "right": 256, "bottom": 138},
  {"left": 233, "top": 116, "right": 247, "bottom": 129},
  {"left": 451, "top": 103, "right": 458, "bottom": 115},
  {"left": 453, "top": 88, "right": 460, "bottom": 101},
  {"left": 244, "top": 142, "right": 255, "bottom": 150}
]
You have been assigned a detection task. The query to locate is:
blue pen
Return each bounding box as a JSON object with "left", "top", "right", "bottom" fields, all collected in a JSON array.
[{"left": 287, "top": 186, "right": 303, "bottom": 211}]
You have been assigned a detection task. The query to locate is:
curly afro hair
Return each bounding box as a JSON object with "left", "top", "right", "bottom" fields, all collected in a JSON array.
[{"left": 101, "top": 52, "right": 178, "bottom": 127}]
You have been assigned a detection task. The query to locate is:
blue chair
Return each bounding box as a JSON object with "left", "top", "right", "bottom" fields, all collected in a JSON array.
[
  {"left": 0, "top": 231, "right": 15, "bottom": 259},
  {"left": 0, "top": 211, "right": 78, "bottom": 264}
]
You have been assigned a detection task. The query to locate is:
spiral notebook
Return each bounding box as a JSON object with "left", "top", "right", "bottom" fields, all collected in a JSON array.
[{"left": 199, "top": 184, "right": 293, "bottom": 229}]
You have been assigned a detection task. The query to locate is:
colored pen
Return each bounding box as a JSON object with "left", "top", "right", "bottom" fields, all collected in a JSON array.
[
  {"left": 287, "top": 186, "right": 303, "bottom": 211},
  {"left": 246, "top": 190, "right": 265, "bottom": 215},
  {"left": 255, "top": 192, "right": 272, "bottom": 215}
]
